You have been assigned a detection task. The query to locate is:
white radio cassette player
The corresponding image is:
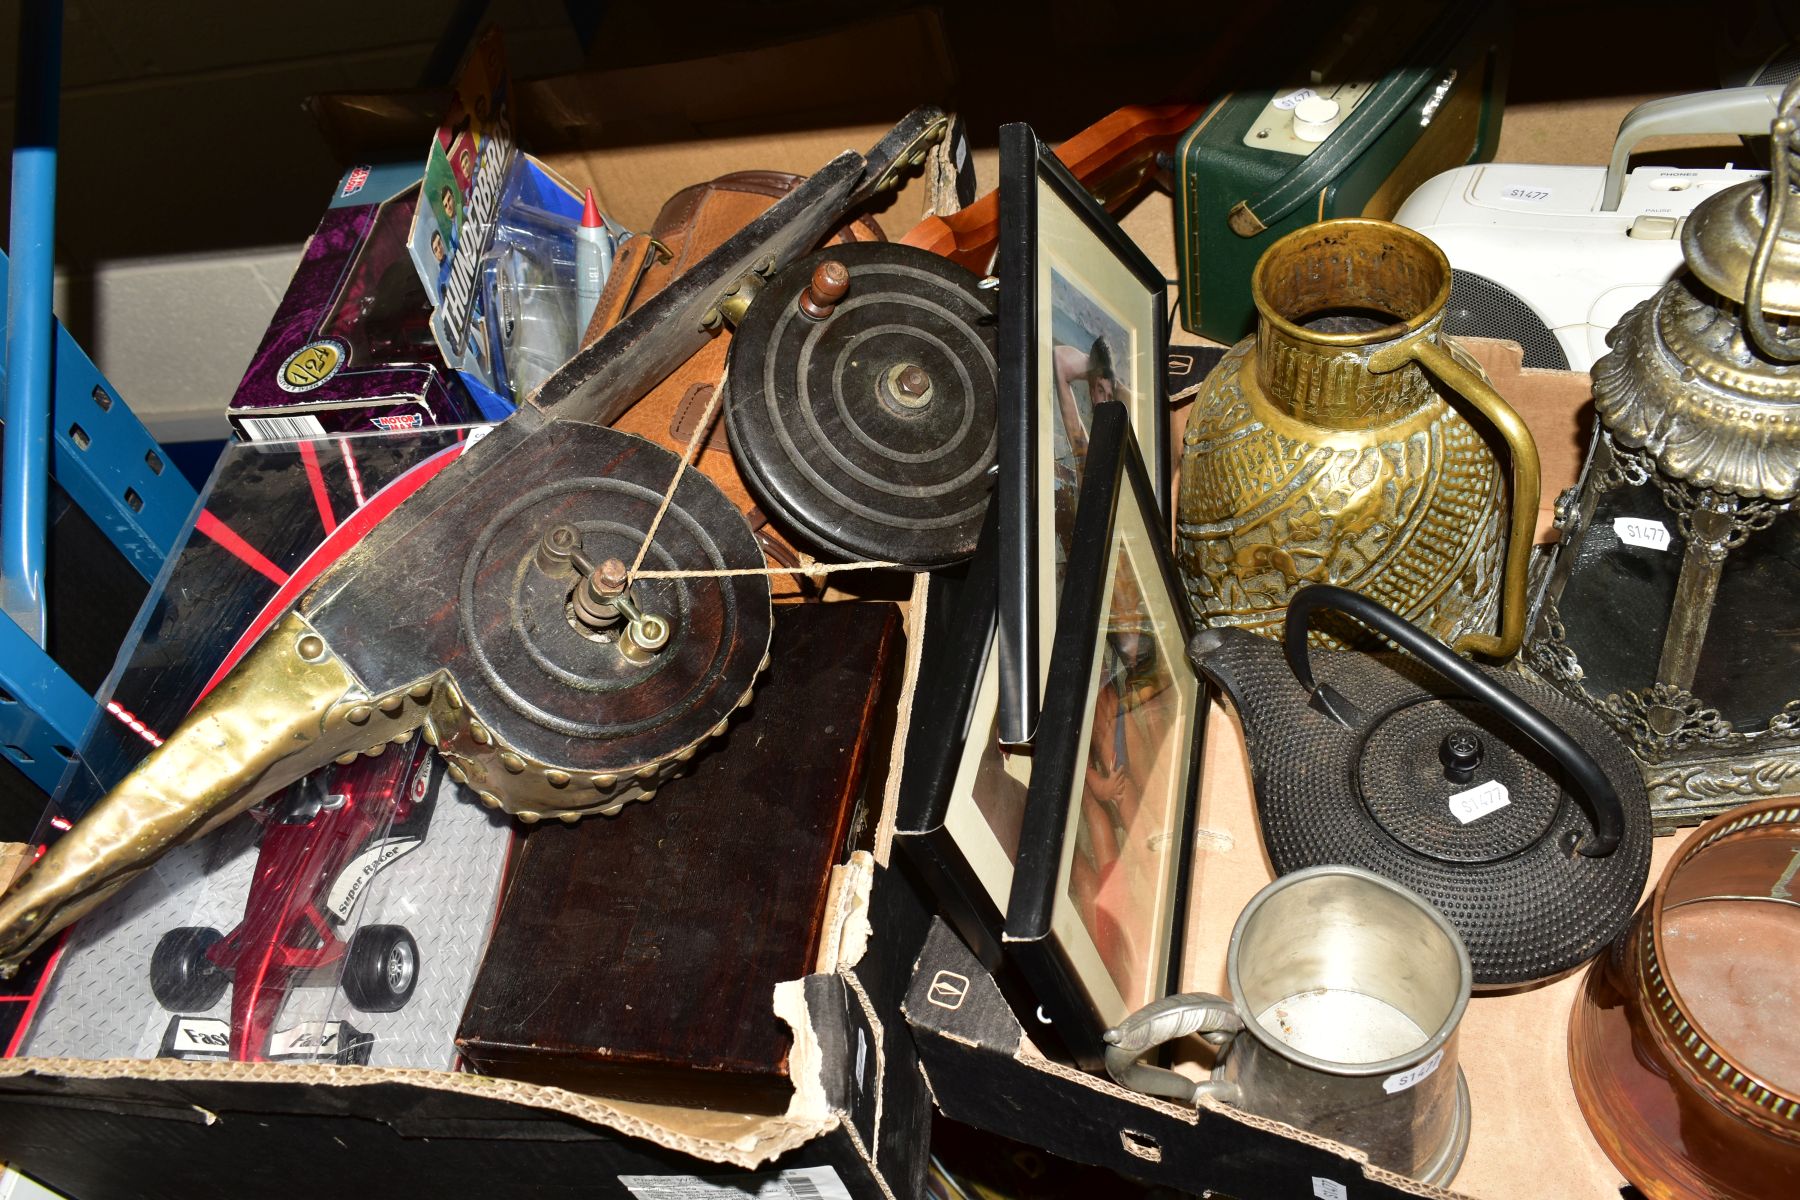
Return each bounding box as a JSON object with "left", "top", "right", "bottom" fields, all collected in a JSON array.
[{"left": 1395, "top": 86, "right": 1780, "bottom": 370}]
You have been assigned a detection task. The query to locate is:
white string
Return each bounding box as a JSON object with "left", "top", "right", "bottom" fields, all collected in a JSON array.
[
  {"left": 633, "top": 560, "right": 903, "bottom": 580},
  {"left": 625, "top": 368, "right": 905, "bottom": 583},
  {"left": 627, "top": 367, "right": 728, "bottom": 578}
]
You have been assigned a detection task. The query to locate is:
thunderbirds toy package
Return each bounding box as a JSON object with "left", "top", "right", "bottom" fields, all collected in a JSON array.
[
  {"left": 17, "top": 736, "right": 509, "bottom": 1068},
  {"left": 408, "top": 27, "right": 624, "bottom": 409},
  {"left": 0, "top": 429, "right": 511, "bottom": 1069}
]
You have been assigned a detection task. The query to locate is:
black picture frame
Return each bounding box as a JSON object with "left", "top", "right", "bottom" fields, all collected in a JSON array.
[
  {"left": 1002, "top": 402, "right": 1204, "bottom": 1070},
  {"left": 996, "top": 121, "right": 1170, "bottom": 747},
  {"left": 892, "top": 504, "right": 1023, "bottom": 973}
]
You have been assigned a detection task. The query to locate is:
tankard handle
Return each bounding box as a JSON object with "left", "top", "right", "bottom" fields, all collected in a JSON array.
[
  {"left": 1282, "top": 584, "right": 1623, "bottom": 858},
  {"left": 1366, "top": 335, "right": 1541, "bottom": 660},
  {"left": 1104, "top": 992, "right": 1243, "bottom": 1105}
]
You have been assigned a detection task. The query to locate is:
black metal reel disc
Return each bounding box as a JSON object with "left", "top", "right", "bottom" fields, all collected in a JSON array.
[
  {"left": 453, "top": 425, "right": 770, "bottom": 816},
  {"left": 724, "top": 242, "right": 998, "bottom": 568}
]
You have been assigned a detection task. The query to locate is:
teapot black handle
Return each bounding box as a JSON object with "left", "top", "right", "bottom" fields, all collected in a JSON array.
[{"left": 1282, "top": 585, "right": 1623, "bottom": 858}]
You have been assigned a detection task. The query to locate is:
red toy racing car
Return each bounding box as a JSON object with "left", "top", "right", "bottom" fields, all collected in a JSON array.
[{"left": 149, "top": 737, "right": 439, "bottom": 1064}]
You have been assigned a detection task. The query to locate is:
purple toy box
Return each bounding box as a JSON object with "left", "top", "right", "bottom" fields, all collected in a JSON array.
[{"left": 227, "top": 162, "right": 490, "bottom": 442}]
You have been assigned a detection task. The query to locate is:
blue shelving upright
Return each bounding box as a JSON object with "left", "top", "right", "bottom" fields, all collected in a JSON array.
[{"left": 0, "top": 0, "right": 199, "bottom": 797}]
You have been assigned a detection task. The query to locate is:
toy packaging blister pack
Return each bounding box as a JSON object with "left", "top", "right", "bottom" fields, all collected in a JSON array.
[
  {"left": 17, "top": 734, "right": 510, "bottom": 1069},
  {"left": 408, "top": 27, "right": 625, "bottom": 411},
  {"left": 226, "top": 162, "right": 484, "bottom": 442},
  {"left": 477, "top": 154, "right": 596, "bottom": 401}
]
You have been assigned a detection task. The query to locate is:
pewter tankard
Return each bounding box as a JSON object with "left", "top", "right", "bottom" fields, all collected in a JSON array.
[{"left": 1105, "top": 865, "right": 1473, "bottom": 1185}]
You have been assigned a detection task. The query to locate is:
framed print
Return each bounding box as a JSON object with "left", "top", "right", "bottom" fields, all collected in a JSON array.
[
  {"left": 1003, "top": 402, "right": 1204, "bottom": 1070},
  {"left": 893, "top": 506, "right": 1033, "bottom": 973},
  {"left": 996, "top": 121, "right": 1169, "bottom": 746}
]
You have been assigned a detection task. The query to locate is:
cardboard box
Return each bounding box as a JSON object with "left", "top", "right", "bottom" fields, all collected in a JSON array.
[
  {"left": 306, "top": 10, "right": 955, "bottom": 239},
  {"left": 900, "top": 337, "right": 1691, "bottom": 1200},
  {"left": 1, "top": 409, "right": 937, "bottom": 1200},
  {"left": 0, "top": 445, "right": 938, "bottom": 1200},
  {"left": 0, "top": 16, "right": 960, "bottom": 1198},
  {"left": 1, "top": 854, "right": 935, "bottom": 1200},
  {"left": 906, "top": 918, "right": 1438, "bottom": 1199},
  {"left": 1, "top": 7, "right": 1737, "bottom": 1195}
]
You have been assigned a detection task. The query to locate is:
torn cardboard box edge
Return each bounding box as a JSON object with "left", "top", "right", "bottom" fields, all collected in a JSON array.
[
  {"left": 0, "top": 1052, "right": 827, "bottom": 1170},
  {"left": 903, "top": 920, "right": 1475, "bottom": 1200},
  {"left": 0, "top": 579, "right": 934, "bottom": 1174}
]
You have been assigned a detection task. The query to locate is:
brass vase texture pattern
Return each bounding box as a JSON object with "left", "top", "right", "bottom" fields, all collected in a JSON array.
[{"left": 1177, "top": 219, "right": 1538, "bottom": 656}]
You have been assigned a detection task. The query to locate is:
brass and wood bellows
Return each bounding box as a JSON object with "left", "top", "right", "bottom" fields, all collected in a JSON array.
[
  {"left": 0, "top": 428, "right": 773, "bottom": 976},
  {"left": 0, "top": 107, "right": 952, "bottom": 976},
  {"left": 1176, "top": 218, "right": 1540, "bottom": 657}
]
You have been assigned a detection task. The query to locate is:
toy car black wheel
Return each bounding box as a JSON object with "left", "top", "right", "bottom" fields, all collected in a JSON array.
[
  {"left": 342, "top": 925, "right": 419, "bottom": 1013},
  {"left": 149, "top": 927, "right": 228, "bottom": 1012}
]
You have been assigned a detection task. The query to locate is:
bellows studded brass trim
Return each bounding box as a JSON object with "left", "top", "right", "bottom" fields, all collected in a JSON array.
[{"left": 0, "top": 612, "right": 405, "bottom": 975}]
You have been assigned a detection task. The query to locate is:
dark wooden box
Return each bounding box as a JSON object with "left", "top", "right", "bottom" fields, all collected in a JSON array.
[{"left": 457, "top": 601, "right": 902, "bottom": 1111}]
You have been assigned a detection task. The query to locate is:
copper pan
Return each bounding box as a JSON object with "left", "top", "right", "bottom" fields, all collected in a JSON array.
[{"left": 1570, "top": 799, "right": 1800, "bottom": 1198}]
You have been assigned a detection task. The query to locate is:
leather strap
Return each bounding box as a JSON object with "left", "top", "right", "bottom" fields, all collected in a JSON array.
[
  {"left": 581, "top": 233, "right": 661, "bottom": 350},
  {"left": 580, "top": 172, "right": 885, "bottom": 348},
  {"left": 629, "top": 171, "right": 885, "bottom": 321},
  {"left": 669, "top": 382, "right": 729, "bottom": 455}
]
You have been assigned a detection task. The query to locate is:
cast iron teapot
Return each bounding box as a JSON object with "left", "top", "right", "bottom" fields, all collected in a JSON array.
[{"left": 1191, "top": 585, "right": 1653, "bottom": 987}]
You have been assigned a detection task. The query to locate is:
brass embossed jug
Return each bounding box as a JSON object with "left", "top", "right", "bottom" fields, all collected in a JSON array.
[{"left": 1177, "top": 218, "right": 1540, "bottom": 656}]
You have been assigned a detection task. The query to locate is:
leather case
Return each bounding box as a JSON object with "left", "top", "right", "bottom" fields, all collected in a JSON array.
[
  {"left": 585, "top": 171, "right": 887, "bottom": 596},
  {"left": 1173, "top": 3, "right": 1508, "bottom": 343}
]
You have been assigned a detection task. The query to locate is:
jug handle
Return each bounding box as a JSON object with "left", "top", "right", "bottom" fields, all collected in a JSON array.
[
  {"left": 1368, "top": 336, "right": 1540, "bottom": 660},
  {"left": 1283, "top": 584, "right": 1623, "bottom": 858},
  {"left": 1104, "top": 993, "right": 1242, "bottom": 1105}
]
